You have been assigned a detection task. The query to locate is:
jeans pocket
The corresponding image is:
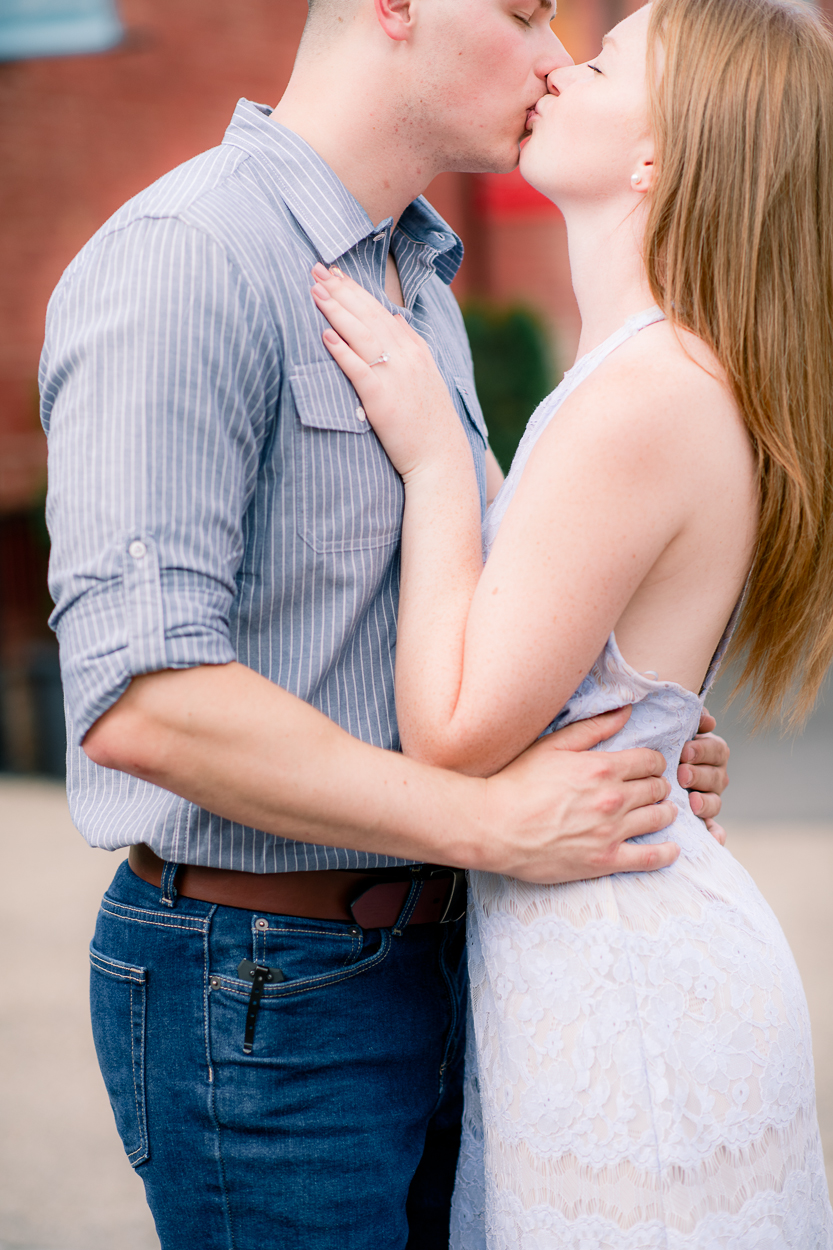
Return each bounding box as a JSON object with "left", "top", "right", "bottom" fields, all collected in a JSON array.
[{"left": 89, "top": 944, "right": 149, "bottom": 1167}]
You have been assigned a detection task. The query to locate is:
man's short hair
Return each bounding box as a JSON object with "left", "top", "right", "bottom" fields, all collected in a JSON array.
[
  {"left": 307, "top": 0, "right": 354, "bottom": 15},
  {"left": 303, "top": 0, "right": 360, "bottom": 42}
]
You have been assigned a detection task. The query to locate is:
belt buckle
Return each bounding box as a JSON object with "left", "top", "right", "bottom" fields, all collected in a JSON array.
[{"left": 431, "top": 867, "right": 467, "bottom": 923}]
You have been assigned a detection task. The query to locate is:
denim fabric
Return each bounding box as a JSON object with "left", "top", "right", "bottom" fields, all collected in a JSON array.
[{"left": 90, "top": 860, "right": 467, "bottom": 1249}]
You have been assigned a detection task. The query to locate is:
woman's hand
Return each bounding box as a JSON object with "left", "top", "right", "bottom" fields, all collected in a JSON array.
[{"left": 310, "top": 263, "right": 470, "bottom": 481}]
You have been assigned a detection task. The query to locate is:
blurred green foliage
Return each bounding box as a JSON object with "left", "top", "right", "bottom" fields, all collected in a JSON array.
[{"left": 462, "top": 302, "right": 556, "bottom": 474}]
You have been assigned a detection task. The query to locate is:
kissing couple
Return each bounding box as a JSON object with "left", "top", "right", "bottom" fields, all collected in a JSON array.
[{"left": 41, "top": 0, "right": 833, "bottom": 1246}]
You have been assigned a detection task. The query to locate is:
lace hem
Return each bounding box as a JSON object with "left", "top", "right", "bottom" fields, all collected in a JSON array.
[{"left": 480, "top": 1162, "right": 833, "bottom": 1249}]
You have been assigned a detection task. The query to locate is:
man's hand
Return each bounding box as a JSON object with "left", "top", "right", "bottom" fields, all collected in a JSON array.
[
  {"left": 677, "top": 708, "right": 730, "bottom": 845},
  {"left": 482, "top": 707, "right": 679, "bottom": 883}
]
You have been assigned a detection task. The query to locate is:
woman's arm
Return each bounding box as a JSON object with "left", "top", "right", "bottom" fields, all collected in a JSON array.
[
  {"left": 395, "top": 370, "right": 688, "bottom": 774},
  {"left": 311, "top": 268, "right": 723, "bottom": 779}
]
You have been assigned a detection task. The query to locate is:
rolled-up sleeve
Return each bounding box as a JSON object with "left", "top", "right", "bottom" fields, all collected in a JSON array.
[{"left": 40, "top": 215, "right": 279, "bottom": 740}]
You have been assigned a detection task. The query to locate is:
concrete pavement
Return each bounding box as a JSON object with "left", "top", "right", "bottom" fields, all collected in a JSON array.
[{"left": 0, "top": 778, "right": 831, "bottom": 1249}]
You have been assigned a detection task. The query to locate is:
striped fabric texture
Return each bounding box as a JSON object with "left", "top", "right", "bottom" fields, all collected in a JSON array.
[{"left": 40, "top": 99, "right": 488, "bottom": 872}]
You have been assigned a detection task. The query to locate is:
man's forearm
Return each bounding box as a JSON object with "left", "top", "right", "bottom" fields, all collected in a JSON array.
[
  {"left": 83, "top": 661, "right": 683, "bottom": 882},
  {"left": 83, "top": 661, "right": 488, "bottom": 868}
]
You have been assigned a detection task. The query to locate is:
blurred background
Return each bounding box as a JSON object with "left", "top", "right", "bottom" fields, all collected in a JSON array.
[{"left": 0, "top": 1, "right": 830, "bottom": 1247}]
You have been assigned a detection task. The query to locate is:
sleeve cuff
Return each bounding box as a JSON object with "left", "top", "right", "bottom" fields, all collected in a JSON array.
[{"left": 56, "top": 532, "right": 238, "bottom": 740}]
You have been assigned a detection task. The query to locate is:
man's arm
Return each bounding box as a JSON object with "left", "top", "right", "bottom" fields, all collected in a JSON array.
[{"left": 83, "top": 660, "right": 681, "bottom": 883}]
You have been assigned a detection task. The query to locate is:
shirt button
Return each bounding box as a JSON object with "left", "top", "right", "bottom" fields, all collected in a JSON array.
[
  {"left": 356, "top": 406, "right": 367, "bottom": 421},
  {"left": 128, "top": 540, "right": 147, "bottom": 560},
  {"left": 373, "top": 233, "right": 386, "bottom": 243}
]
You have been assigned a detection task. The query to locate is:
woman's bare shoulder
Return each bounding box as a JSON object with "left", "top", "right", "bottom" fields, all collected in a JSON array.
[
  {"left": 597, "top": 317, "right": 735, "bottom": 420},
  {"left": 553, "top": 319, "right": 744, "bottom": 456}
]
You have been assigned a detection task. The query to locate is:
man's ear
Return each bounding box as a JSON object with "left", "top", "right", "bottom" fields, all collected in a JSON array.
[{"left": 374, "top": 0, "right": 414, "bottom": 42}]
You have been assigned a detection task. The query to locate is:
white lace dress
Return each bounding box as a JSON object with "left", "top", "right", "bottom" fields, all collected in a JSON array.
[{"left": 449, "top": 308, "right": 833, "bottom": 1249}]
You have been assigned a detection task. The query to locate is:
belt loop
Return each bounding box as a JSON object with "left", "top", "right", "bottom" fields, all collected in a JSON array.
[
  {"left": 159, "top": 861, "right": 180, "bottom": 908},
  {"left": 391, "top": 877, "right": 423, "bottom": 936}
]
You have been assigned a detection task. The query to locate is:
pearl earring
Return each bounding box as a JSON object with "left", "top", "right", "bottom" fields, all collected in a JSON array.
[{"left": 631, "top": 172, "right": 643, "bottom": 188}]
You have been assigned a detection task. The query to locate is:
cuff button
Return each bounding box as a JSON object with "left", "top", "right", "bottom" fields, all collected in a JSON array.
[{"left": 128, "top": 540, "right": 147, "bottom": 560}]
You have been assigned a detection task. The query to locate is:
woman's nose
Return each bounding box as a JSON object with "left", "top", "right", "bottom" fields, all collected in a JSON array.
[
  {"left": 546, "top": 68, "right": 562, "bottom": 95},
  {"left": 547, "top": 62, "right": 581, "bottom": 93}
]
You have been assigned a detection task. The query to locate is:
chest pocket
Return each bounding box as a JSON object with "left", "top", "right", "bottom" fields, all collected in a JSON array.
[{"left": 290, "top": 361, "right": 404, "bottom": 554}]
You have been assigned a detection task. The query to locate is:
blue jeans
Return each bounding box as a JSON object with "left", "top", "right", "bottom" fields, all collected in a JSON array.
[{"left": 90, "top": 860, "right": 467, "bottom": 1249}]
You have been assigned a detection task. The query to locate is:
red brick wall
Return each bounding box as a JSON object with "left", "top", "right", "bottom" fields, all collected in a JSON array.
[{"left": 0, "top": 0, "right": 311, "bottom": 510}]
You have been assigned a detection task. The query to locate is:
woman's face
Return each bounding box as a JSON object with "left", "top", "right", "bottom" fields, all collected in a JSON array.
[{"left": 520, "top": 4, "right": 655, "bottom": 209}]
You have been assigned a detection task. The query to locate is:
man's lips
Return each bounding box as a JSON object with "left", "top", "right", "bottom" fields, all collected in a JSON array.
[{"left": 525, "top": 96, "right": 550, "bottom": 130}]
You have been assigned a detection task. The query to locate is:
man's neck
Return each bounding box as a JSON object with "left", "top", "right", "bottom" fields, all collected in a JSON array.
[
  {"left": 271, "top": 38, "right": 442, "bottom": 229},
  {"left": 561, "top": 199, "right": 656, "bottom": 360}
]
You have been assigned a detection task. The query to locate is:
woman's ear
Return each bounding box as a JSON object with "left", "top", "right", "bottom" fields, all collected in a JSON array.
[
  {"left": 373, "top": 0, "right": 414, "bottom": 42},
  {"left": 629, "top": 159, "right": 654, "bottom": 192}
]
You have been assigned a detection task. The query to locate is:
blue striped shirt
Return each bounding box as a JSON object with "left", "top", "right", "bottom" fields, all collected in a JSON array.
[{"left": 40, "top": 99, "right": 488, "bottom": 871}]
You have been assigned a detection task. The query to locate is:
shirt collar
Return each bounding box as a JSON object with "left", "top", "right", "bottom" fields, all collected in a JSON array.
[{"left": 221, "top": 99, "right": 463, "bottom": 284}]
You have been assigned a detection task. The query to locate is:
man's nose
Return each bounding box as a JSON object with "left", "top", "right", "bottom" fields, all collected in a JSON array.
[{"left": 538, "top": 29, "right": 574, "bottom": 79}]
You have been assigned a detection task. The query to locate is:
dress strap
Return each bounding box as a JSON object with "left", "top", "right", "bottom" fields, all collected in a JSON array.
[
  {"left": 483, "top": 306, "right": 666, "bottom": 557},
  {"left": 562, "top": 305, "right": 666, "bottom": 392},
  {"left": 699, "top": 572, "right": 752, "bottom": 698}
]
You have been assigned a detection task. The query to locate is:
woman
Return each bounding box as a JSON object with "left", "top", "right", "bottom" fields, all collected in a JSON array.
[{"left": 309, "top": 0, "right": 833, "bottom": 1243}]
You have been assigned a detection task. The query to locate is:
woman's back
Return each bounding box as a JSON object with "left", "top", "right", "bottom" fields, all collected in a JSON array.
[{"left": 482, "top": 310, "right": 757, "bottom": 703}]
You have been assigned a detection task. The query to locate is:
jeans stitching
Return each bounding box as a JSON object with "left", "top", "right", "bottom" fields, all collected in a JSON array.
[
  {"left": 100, "top": 899, "right": 207, "bottom": 933},
  {"left": 90, "top": 962, "right": 144, "bottom": 984},
  {"left": 346, "top": 927, "right": 362, "bottom": 965},
  {"left": 203, "top": 908, "right": 236, "bottom": 1249},
  {"left": 159, "top": 860, "right": 179, "bottom": 908},
  {"left": 253, "top": 926, "right": 358, "bottom": 967},
  {"left": 392, "top": 880, "right": 422, "bottom": 935},
  {"left": 89, "top": 947, "right": 146, "bottom": 984},
  {"left": 210, "top": 931, "right": 393, "bottom": 999},
  {"left": 248, "top": 925, "right": 358, "bottom": 939},
  {"left": 125, "top": 980, "right": 148, "bottom": 1165}
]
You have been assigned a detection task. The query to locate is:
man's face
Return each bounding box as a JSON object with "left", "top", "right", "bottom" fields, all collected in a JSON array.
[{"left": 411, "top": 0, "right": 574, "bottom": 174}]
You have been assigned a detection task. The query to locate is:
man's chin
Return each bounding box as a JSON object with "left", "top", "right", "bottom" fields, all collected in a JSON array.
[
  {"left": 447, "top": 135, "right": 524, "bottom": 176},
  {"left": 483, "top": 141, "right": 525, "bottom": 176}
]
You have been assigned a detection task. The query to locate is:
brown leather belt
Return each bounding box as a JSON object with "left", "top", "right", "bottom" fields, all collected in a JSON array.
[{"left": 128, "top": 843, "right": 466, "bottom": 928}]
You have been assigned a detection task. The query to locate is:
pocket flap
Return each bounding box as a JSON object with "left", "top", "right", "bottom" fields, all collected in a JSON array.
[
  {"left": 454, "top": 376, "right": 489, "bottom": 444},
  {"left": 289, "top": 361, "right": 371, "bottom": 434}
]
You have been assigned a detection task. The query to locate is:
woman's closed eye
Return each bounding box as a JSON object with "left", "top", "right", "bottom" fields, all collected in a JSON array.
[{"left": 588, "top": 62, "right": 603, "bottom": 74}]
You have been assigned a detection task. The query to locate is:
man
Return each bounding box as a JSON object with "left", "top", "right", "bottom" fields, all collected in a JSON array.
[{"left": 40, "top": 0, "right": 730, "bottom": 1245}]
